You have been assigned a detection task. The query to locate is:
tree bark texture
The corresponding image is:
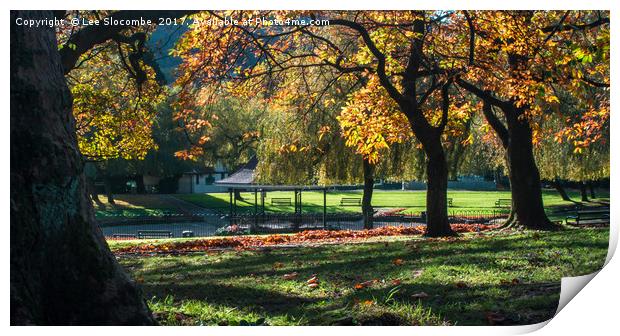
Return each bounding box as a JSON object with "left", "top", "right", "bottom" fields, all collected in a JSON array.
[{"left": 10, "top": 10, "right": 155, "bottom": 325}]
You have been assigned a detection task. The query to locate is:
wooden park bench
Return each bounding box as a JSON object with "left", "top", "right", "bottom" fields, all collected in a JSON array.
[
  {"left": 340, "top": 197, "right": 362, "bottom": 206},
  {"left": 112, "top": 233, "right": 137, "bottom": 239},
  {"left": 566, "top": 209, "right": 610, "bottom": 227},
  {"left": 271, "top": 198, "right": 292, "bottom": 206},
  {"left": 494, "top": 199, "right": 511, "bottom": 208},
  {"left": 137, "top": 230, "right": 173, "bottom": 239},
  {"left": 447, "top": 198, "right": 453, "bottom": 207}
]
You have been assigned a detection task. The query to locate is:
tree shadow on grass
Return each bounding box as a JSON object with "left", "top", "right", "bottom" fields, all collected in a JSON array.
[{"left": 119, "top": 229, "right": 607, "bottom": 325}]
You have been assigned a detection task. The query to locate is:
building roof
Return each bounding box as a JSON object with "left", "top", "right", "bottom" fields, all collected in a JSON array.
[
  {"left": 214, "top": 156, "right": 258, "bottom": 186},
  {"left": 215, "top": 157, "right": 330, "bottom": 191}
]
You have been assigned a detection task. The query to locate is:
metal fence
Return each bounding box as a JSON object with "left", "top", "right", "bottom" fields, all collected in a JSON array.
[{"left": 99, "top": 209, "right": 509, "bottom": 240}]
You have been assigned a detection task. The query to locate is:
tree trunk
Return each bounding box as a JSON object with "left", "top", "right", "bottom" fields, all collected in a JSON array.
[
  {"left": 135, "top": 174, "right": 145, "bottom": 194},
  {"left": 234, "top": 189, "right": 245, "bottom": 201},
  {"left": 503, "top": 108, "right": 555, "bottom": 229},
  {"left": 10, "top": 10, "right": 154, "bottom": 325},
  {"left": 550, "top": 178, "right": 573, "bottom": 202},
  {"left": 103, "top": 176, "right": 115, "bottom": 205},
  {"left": 87, "top": 178, "right": 104, "bottom": 208},
  {"left": 362, "top": 159, "right": 374, "bottom": 230},
  {"left": 424, "top": 147, "right": 456, "bottom": 237},
  {"left": 580, "top": 182, "right": 589, "bottom": 202},
  {"left": 588, "top": 181, "right": 596, "bottom": 199}
]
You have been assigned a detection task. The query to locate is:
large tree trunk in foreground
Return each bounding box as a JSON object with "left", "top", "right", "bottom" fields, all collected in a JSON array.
[
  {"left": 10, "top": 11, "right": 154, "bottom": 325},
  {"left": 502, "top": 107, "right": 555, "bottom": 229},
  {"left": 550, "top": 178, "right": 573, "bottom": 202},
  {"left": 361, "top": 159, "right": 374, "bottom": 230}
]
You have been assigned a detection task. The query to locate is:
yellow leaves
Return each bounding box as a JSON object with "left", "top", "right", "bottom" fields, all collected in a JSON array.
[
  {"left": 317, "top": 125, "right": 331, "bottom": 141},
  {"left": 338, "top": 75, "right": 412, "bottom": 163},
  {"left": 70, "top": 45, "right": 164, "bottom": 161}
]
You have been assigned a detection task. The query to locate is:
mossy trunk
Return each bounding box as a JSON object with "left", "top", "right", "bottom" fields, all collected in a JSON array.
[{"left": 10, "top": 10, "right": 154, "bottom": 325}]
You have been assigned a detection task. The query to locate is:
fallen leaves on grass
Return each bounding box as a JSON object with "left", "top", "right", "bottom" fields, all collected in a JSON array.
[
  {"left": 392, "top": 258, "right": 405, "bottom": 266},
  {"left": 114, "top": 224, "right": 498, "bottom": 255},
  {"left": 354, "top": 280, "right": 375, "bottom": 290},
  {"left": 307, "top": 276, "right": 319, "bottom": 284},
  {"left": 307, "top": 276, "right": 320, "bottom": 289},
  {"left": 282, "top": 272, "right": 298, "bottom": 280}
]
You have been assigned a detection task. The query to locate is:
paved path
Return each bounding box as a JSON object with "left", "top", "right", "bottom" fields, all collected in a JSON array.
[{"left": 160, "top": 194, "right": 213, "bottom": 214}]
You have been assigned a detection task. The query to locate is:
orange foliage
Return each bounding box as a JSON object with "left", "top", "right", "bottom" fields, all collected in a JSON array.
[{"left": 112, "top": 224, "right": 497, "bottom": 255}]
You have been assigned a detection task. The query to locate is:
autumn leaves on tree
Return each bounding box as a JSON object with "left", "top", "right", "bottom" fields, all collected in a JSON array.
[{"left": 173, "top": 10, "right": 609, "bottom": 235}]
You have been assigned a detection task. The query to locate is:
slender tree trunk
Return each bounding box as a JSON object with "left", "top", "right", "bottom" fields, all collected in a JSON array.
[
  {"left": 588, "top": 181, "right": 596, "bottom": 199},
  {"left": 361, "top": 159, "right": 374, "bottom": 230},
  {"left": 103, "top": 176, "right": 115, "bottom": 205},
  {"left": 87, "top": 178, "right": 104, "bottom": 207},
  {"left": 234, "top": 189, "right": 245, "bottom": 201},
  {"left": 10, "top": 10, "right": 154, "bottom": 325},
  {"left": 580, "top": 182, "right": 589, "bottom": 202},
  {"left": 550, "top": 178, "right": 573, "bottom": 202},
  {"left": 503, "top": 108, "right": 555, "bottom": 229},
  {"left": 134, "top": 174, "right": 145, "bottom": 194}
]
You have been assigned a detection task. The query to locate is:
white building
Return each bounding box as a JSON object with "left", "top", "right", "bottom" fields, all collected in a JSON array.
[{"left": 177, "top": 161, "right": 230, "bottom": 193}]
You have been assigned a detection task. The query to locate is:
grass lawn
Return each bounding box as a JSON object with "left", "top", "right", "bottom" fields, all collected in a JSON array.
[
  {"left": 114, "top": 228, "right": 609, "bottom": 326},
  {"left": 93, "top": 194, "right": 178, "bottom": 218},
  {"left": 177, "top": 189, "right": 610, "bottom": 215}
]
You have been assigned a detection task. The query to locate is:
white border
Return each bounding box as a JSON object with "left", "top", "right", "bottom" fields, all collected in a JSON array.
[{"left": 2, "top": 1, "right": 617, "bottom": 335}]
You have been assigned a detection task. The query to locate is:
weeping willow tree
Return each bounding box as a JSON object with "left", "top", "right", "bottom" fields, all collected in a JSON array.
[
  {"left": 457, "top": 112, "right": 507, "bottom": 181},
  {"left": 536, "top": 119, "right": 609, "bottom": 202}
]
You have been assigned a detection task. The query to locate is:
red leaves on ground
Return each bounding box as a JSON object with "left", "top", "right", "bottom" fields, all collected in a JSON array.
[
  {"left": 307, "top": 276, "right": 320, "bottom": 288},
  {"left": 354, "top": 280, "right": 376, "bottom": 290},
  {"left": 114, "top": 224, "right": 497, "bottom": 255}
]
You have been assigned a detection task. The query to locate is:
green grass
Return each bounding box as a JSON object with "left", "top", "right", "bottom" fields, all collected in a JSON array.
[
  {"left": 93, "top": 194, "right": 178, "bottom": 218},
  {"left": 115, "top": 228, "right": 609, "bottom": 326},
  {"left": 177, "top": 189, "right": 609, "bottom": 215}
]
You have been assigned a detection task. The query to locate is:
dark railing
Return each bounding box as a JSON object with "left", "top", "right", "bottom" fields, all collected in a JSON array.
[{"left": 99, "top": 209, "right": 509, "bottom": 240}]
